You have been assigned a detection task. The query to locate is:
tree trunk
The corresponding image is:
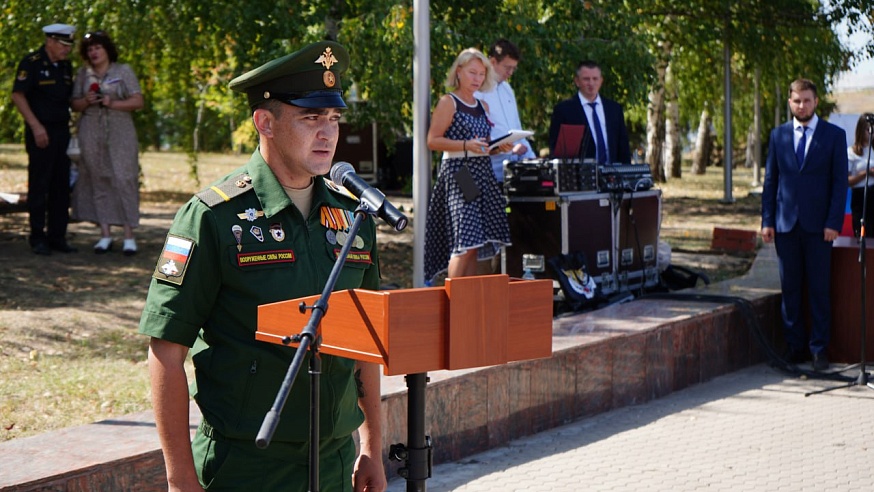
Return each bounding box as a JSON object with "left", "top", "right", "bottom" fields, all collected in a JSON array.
[
  {"left": 645, "top": 44, "right": 671, "bottom": 183},
  {"left": 665, "top": 63, "right": 681, "bottom": 179},
  {"left": 751, "top": 67, "right": 762, "bottom": 186},
  {"left": 193, "top": 83, "right": 207, "bottom": 153},
  {"left": 774, "top": 82, "right": 782, "bottom": 129},
  {"left": 229, "top": 116, "right": 238, "bottom": 155},
  {"left": 744, "top": 125, "right": 755, "bottom": 168},
  {"left": 326, "top": 0, "right": 343, "bottom": 40},
  {"left": 691, "top": 108, "right": 712, "bottom": 175}
]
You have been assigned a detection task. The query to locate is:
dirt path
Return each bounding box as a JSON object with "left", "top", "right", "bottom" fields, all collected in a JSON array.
[{"left": 0, "top": 198, "right": 419, "bottom": 357}]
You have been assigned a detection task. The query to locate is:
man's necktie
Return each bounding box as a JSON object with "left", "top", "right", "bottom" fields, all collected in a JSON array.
[
  {"left": 795, "top": 126, "right": 807, "bottom": 167},
  {"left": 588, "top": 102, "right": 608, "bottom": 164}
]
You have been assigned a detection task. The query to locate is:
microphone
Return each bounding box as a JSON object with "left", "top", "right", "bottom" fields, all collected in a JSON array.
[{"left": 329, "top": 162, "right": 408, "bottom": 231}]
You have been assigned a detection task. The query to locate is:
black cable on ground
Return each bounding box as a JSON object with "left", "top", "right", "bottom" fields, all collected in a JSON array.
[{"left": 640, "top": 292, "right": 854, "bottom": 383}]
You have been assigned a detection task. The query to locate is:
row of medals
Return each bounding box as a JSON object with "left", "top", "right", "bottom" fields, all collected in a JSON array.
[{"left": 326, "top": 228, "right": 364, "bottom": 249}]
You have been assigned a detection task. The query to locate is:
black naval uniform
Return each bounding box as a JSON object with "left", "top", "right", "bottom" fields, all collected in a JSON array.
[{"left": 12, "top": 46, "right": 74, "bottom": 248}]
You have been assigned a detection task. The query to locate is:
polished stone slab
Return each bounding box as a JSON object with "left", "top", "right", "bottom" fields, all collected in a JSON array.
[
  {"left": 380, "top": 245, "right": 782, "bottom": 479},
  {"left": 1, "top": 246, "right": 782, "bottom": 490}
]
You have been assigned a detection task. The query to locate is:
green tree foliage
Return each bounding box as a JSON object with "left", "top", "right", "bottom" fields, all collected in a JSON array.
[
  {"left": 340, "top": 0, "right": 653, "bottom": 154},
  {"left": 0, "top": 0, "right": 870, "bottom": 158},
  {"left": 633, "top": 0, "right": 861, "bottom": 164}
]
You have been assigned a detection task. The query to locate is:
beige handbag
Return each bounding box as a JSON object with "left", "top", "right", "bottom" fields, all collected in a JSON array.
[{"left": 67, "top": 133, "right": 81, "bottom": 161}]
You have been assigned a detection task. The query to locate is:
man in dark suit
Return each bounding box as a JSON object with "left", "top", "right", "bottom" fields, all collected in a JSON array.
[
  {"left": 761, "top": 78, "right": 848, "bottom": 371},
  {"left": 548, "top": 60, "right": 631, "bottom": 164}
]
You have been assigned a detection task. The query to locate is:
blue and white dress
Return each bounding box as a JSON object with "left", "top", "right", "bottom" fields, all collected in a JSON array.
[{"left": 424, "top": 94, "right": 511, "bottom": 282}]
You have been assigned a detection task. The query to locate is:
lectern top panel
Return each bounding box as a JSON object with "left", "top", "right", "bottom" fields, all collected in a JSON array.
[{"left": 256, "top": 276, "right": 554, "bottom": 375}]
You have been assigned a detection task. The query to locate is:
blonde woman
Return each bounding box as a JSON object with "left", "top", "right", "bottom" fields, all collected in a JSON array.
[{"left": 423, "top": 48, "right": 513, "bottom": 281}]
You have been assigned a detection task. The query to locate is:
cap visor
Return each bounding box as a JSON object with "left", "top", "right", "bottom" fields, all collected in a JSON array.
[
  {"left": 285, "top": 92, "right": 347, "bottom": 109},
  {"left": 49, "top": 36, "right": 73, "bottom": 46}
]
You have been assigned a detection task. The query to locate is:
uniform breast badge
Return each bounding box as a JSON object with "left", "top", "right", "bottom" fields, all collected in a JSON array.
[
  {"left": 232, "top": 225, "right": 243, "bottom": 252},
  {"left": 237, "top": 208, "right": 265, "bottom": 222},
  {"left": 250, "top": 225, "right": 264, "bottom": 242},
  {"left": 269, "top": 223, "right": 285, "bottom": 242}
]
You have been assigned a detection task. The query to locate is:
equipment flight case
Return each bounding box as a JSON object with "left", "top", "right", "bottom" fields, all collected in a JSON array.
[{"left": 503, "top": 189, "right": 662, "bottom": 296}]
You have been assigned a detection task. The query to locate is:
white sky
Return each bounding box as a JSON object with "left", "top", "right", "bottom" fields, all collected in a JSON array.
[{"left": 834, "top": 18, "right": 874, "bottom": 91}]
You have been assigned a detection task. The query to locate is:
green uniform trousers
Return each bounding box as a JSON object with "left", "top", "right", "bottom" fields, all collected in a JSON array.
[{"left": 192, "top": 420, "right": 355, "bottom": 491}]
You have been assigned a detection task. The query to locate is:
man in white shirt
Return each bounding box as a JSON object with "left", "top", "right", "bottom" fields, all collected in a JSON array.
[{"left": 476, "top": 39, "right": 536, "bottom": 182}]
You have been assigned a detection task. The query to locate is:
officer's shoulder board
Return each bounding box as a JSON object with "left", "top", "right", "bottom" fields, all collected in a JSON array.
[
  {"left": 323, "top": 177, "right": 357, "bottom": 201},
  {"left": 26, "top": 52, "right": 42, "bottom": 63},
  {"left": 196, "top": 173, "right": 254, "bottom": 207}
]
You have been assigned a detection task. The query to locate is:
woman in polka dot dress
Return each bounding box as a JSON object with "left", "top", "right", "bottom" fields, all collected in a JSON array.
[{"left": 424, "top": 48, "right": 513, "bottom": 282}]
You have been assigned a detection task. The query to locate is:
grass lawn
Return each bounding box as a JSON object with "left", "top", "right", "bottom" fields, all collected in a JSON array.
[{"left": 1, "top": 145, "right": 763, "bottom": 441}]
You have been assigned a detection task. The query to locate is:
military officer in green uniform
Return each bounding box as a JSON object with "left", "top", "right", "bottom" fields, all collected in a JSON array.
[
  {"left": 11, "top": 23, "right": 78, "bottom": 255},
  {"left": 139, "top": 41, "right": 386, "bottom": 492}
]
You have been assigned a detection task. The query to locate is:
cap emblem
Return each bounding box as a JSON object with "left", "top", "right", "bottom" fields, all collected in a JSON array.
[
  {"left": 315, "top": 47, "right": 338, "bottom": 70},
  {"left": 323, "top": 71, "right": 336, "bottom": 88},
  {"left": 315, "top": 47, "right": 339, "bottom": 88}
]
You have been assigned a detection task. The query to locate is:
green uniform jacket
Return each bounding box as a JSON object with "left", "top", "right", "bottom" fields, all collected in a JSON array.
[{"left": 139, "top": 150, "right": 380, "bottom": 443}]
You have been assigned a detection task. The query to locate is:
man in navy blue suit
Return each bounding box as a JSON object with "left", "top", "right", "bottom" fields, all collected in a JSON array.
[
  {"left": 548, "top": 60, "right": 631, "bottom": 164},
  {"left": 761, "top": 78, "right": 848, "bottom": 371}
]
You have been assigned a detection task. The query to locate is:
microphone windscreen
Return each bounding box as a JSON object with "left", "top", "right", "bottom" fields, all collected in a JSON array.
[{"left": 330, "top": 161, "right": 356, "bottom": 186}]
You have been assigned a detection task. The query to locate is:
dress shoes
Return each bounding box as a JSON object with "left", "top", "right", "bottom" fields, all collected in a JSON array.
[
  {"left": 94, "top": 237, "right": 112, "bottom": 254},
  {"left": 782, "top": 347, "right": 807, "bottom": 365},
  {"left": 813, "top": 353, "right": 830, "bottom": 371},
  {"left": 122, "top": 238, "right": 137, "bottom": 256},
  {"left": 31, "top": 242, "right": 52, "bottom": 255},
  {"left": 49, "top": 241, "right": 78, "bottom": 253}
]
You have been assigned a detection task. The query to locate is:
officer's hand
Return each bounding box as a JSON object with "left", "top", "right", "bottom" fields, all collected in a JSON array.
[
  {"left": 167, "top": 478, "right": 205, "bottom": 492},
  {"left": 761, "top": 227, "right": 775, "bottom": 243},
  {"left": 824, "top": 228, "right": 839, "bottom": 242},
  {"left": 352, "top": 453, "right": 386, "bottom": 492},
  {"left": 31, "top": 123, "right": 48, "bottom": 148}
]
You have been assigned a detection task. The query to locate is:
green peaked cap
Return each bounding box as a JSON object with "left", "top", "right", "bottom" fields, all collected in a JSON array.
[{"left": 229, "top": 41, "right": 349, "bottom": 108}]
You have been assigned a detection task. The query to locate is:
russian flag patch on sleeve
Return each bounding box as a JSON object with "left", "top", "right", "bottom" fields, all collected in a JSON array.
[{"left": 153, "top": 234, "right": 195, "bottom": 285}]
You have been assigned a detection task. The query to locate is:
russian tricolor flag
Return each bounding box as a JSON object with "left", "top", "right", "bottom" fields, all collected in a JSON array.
[{"left": 163, "top": 236, "right": 193, "bottom": 263}]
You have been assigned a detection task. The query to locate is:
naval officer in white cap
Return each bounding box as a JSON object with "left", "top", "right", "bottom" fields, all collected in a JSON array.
[{"left": 11, "top": 23, "right": 78, "bottom": 255}]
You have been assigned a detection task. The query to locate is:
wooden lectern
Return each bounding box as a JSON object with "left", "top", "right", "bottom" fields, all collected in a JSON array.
[
  {"left": 256, "top": 274, "right": 554, "bottom": 375},
  {"left": 255, "top": 274, "right": 554, "bottom": 489}
]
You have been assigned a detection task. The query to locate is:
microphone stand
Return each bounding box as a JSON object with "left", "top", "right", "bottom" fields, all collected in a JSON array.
[
  {"left": 806, "top": 116, "right": 874, "bottom": 396},
  {"left": 255, "top": 200, "right": 376, "bottom": 491},
  {"left": 623, "top": 189, "right": 648, "bottom": 298}
]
